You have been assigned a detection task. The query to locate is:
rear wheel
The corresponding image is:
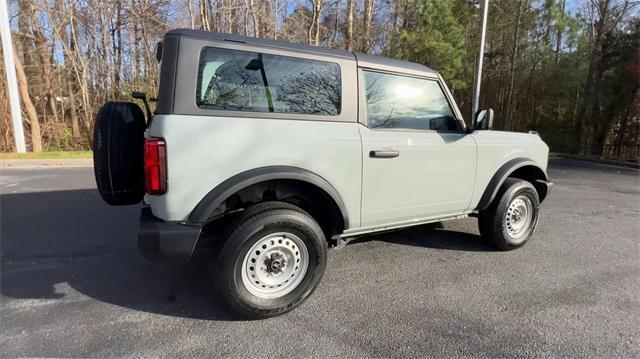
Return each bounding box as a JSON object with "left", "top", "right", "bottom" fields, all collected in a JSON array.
[
  {"left": 214, "top": 202, "right": 327, "bottom": 319},
  {"left": 479, "top": 178, "right": 540, "bottom": 250}
]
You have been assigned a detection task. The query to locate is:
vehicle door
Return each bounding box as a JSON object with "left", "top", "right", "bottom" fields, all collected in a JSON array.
[{"left": 358, "top": 69, "right": 477, "bottom": 228}]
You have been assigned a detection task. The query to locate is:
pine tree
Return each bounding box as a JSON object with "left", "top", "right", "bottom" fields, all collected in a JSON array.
[{"left": 391, "top": 0, "right": 467, "bottom": 91}]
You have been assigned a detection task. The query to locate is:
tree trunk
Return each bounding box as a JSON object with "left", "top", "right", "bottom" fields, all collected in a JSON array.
[
  {"left": 361, "top": 0, "right": 374, "bottom": 52},
  {"left": 60, "top": 1, "right": 94, "bottom": 146},
  {"left": 330, "top": 1, "right": 339, "bottom": 47},
  {"left": 307, "top": 0, "right": 322, "bottom": 45},
  {"left": 578, "top": 0, "right": 609, "bottom": 154},
  {"left": 505, "top": 0, "right": 524, "bottom": 131},
  {"left": 314, "top": 0, "right": 322, "bottom": 45},
  {"left": 14, "top": 52, "right": 43, "bottom": 152},
  {"left": 17, "top": 0, "right": 36, "bottom": 91},
  {"left": 346, "top": 0, "right": 354, "bottom": 51},
  {"left": 244, "top": 6, "right": 249, "bottom": 36},
  {"left": 615, "top": 84, "right": 638, "bottom": 157},
  {"left": 555, "top": 0, "right": 565, "bottom": 66},
  {"left": 232, "top": 4, "right": 241, "bottom": 34},
  {"left": 258, "top": 1, "right": 272, "bottom": 39},
  {"left": 187, "top": 0, "right": 196, "bottom": 29},
  {"left": 113, "top": 0, "right": 123, "bottom": 95},
  {"left": 273, "top": 0, "right": 278, "bottom": 39},
  {"left": 553, "top": 0, "right": 566, "bottom": 122},
  {"left": 66, "top": 78, "right": 80, "bottom": 137},
  {"left": 200, "top": 0, "right": 211, "bottom": 31},
  {"left": 58, "top": 0, "right": 80, "bottom": 137},
  {"left": 134, "top": 23, "right": 140, "bottom": 87},
  {"left": 247, "top": 0, "right": 260, "bottom": 37},
  {"left": 30, "top": 2, "right": 59, "bottom": 123}
]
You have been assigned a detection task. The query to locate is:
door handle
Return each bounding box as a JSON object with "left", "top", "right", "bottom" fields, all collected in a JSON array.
[{"left": 369, "top": 149, "right": 400, "bottom": 158}]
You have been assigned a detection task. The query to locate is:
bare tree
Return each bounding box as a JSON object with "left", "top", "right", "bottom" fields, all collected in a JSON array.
[
  {"left": 505, "top": 0, "right": 524, "bottom": 131},
  {"left": 246, "top": 0, "right": 260, "bottom": 36},
  {"left": 361, "top": 0, "right": 374, "bottom": 52},
  {"left": 345, "top": 0, "right": 354, "bottom": 51},
  {"left": 14, "top": 51, "right": 42, "bottom": 152},
  {"left": 187, "top": 0, "right": 196, "bottom": 28},
  {"left": 29, "top": 1, "right": 59, "bottom": 123},
  {"left": 578, "top": 0, "right": 633, "bottom": 154},
  {"left": 307, "top": 0, "right": 323, "bottom": 45},
  {"left": 200, "top": 0, "right": 211, "bottom": 30},
  {"left": 329, "top": 0, "right": 339, "bottom": 47}
]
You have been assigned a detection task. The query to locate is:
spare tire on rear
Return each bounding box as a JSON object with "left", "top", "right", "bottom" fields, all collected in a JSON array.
[{"left": 93, "top": 102, "right": 146, "bottom": 206}]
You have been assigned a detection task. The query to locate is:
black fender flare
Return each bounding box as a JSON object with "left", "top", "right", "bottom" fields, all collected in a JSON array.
[
  {"left": 188, "top": 166, "right": 350, "bottom": 228},
  {"left": 475, "top": 157, "right": 549, "bottom": 211}
]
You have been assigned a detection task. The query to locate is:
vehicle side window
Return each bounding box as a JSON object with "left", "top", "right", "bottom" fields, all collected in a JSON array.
[
  {"left": 363, "top": 71, "right": 459, "bottom": 131},
  {"left": 197, "top": 47, "right": 341, "bottom": 115}
]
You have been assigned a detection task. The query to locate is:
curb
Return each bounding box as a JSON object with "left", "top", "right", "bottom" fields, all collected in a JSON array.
[
  {"left": 0, "top": 158, "right": 94, "bottom": 168},
  {"left": 551, "top": 153, "right": 640, "bottom": 169}
]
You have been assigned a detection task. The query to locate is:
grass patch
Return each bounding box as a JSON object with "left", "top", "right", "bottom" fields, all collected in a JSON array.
[{"left": 0, "top": 151, "right": 93, "bottom": 160}]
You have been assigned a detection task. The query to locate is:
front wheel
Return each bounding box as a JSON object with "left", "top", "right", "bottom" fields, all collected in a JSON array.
[
  {"left": 479, "top": 178, "right": 540, "bottom": 250},
  {"left": 214, "top": 202, "right": 327, "bottom": 319}
]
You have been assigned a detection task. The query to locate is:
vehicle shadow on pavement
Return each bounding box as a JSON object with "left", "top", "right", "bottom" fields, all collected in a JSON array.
[
  {"left": 349, "top": 222, "right": 495, "bottom": 252},
  {"left": 1, "top": 189, "right": 490, "bottom": 321},
  {"left": 0, "top": 189, "right": 236, "bottom": 321}
]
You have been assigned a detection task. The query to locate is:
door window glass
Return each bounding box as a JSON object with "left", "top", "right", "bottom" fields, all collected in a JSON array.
[{"left": 363, "top": 71, "right": 458, "bottom": 131}]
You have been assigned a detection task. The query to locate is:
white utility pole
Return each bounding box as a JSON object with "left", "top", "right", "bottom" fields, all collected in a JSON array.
[
  {"left": 472, "top": 0, "right": 489, "bottom": 124},
  {"left": 1, "top": 0, "right": 26, "bottom": 153}
]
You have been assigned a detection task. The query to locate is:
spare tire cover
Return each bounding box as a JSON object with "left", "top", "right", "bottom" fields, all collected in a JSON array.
[{"left": 93, "top": 102, "right": 146, "bottom": 205}]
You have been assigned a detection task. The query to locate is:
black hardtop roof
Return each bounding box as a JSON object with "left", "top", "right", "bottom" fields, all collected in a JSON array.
[{"left": 166, "top": 29, "right": 438, "bottom": 77}]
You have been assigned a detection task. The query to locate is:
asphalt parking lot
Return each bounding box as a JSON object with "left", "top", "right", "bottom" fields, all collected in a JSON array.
[{"left": 1, "top": 158, "right": 639, "bottom": 357}]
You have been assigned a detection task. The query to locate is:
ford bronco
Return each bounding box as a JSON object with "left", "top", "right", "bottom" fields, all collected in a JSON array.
[{"left": 93, "top": 29, "right": 553, "bottom": 319}]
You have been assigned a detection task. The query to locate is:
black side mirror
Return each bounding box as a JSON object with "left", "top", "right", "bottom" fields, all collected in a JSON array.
[{"left": 474, "top": 108, "right": 494, "bottom": 130}]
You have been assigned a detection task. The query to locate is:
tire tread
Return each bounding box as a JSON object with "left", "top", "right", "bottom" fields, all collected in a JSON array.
[
  {"left": 213, "top": 201, "right": 327, "bottom": 319},
  {"left": 478, "top": 178, "right": 540, "bottom": 250}
]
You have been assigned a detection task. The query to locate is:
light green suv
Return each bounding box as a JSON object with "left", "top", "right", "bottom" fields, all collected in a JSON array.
[{"left": 92, "top": 29, "right": 553, "bottom": 319}]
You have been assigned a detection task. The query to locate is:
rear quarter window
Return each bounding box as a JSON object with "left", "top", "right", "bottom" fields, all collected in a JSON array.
[{"left": 196, "top": 47, "right": 342, "bottom": 116}]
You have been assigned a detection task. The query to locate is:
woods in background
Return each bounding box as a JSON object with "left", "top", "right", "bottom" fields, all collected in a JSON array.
[{"left": 1, "top": 0, "right": 639, "bottom": 161}]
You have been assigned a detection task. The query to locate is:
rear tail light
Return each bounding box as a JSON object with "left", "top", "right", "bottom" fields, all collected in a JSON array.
[{"left": 144, "top": 138, "right": 167, "bottom": 195}]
